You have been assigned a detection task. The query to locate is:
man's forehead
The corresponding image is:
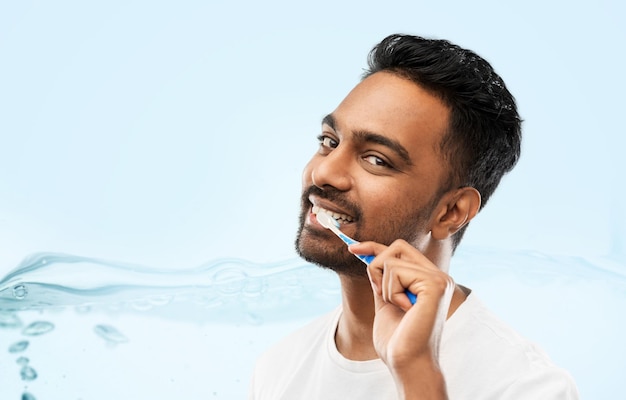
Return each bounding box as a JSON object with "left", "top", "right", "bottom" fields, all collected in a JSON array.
[
  {"left": 335, "top": 73, "right": 449, "bottom": 127},
  {"left": 326, "top": 74, "right": 449, "bottom": 144}
]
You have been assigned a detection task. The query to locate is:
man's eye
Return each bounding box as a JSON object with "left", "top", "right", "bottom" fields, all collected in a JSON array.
[
  {"left": 317, "top": 135, "right": 338, "bottom": 149},
  {"left": 363, "top": 155, "right": 389, "bottom": 167}
]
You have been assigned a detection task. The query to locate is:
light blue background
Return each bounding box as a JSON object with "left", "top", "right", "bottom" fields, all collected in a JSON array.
[
  {"left": 0, "top": 1, "right": 624, "bottom": 397},
  {"left": 2, "top": 0, "right": 624, "bottom": 272}
]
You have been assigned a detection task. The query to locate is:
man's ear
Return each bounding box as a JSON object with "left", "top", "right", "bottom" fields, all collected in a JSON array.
[{"left": 430, "top": 187, "right": 481, "bottom": 241}]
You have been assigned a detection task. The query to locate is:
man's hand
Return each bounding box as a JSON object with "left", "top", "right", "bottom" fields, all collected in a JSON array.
[{"left": 349, "top": 239, "right": 455, "bottom": 399}]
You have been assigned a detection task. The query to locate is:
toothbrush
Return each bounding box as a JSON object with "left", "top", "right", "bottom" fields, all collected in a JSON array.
[{"left": 316, "top": 211, "right": 417, "bottom": 305}]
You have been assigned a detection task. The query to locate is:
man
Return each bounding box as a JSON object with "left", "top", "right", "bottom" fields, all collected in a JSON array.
[{"left": 249, "top": 34, "right": 579, "bottom": 399}]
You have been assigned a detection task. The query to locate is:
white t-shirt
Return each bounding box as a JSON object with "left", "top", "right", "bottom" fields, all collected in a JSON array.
[{"left": 249, "top": 293, "right": 579, "bottom": 399}]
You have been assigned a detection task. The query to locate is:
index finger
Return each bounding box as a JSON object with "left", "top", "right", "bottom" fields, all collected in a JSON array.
[{"left": 348, "top": 241, "right": 388, "bottom": 257}]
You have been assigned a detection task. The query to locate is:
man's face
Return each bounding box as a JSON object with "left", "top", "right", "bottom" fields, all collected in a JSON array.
[{"left": 295, "top": 72, "right": 452, "bottom": 276}]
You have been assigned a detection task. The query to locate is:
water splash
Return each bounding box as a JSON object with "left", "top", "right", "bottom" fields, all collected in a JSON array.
[
  {"left": 22, "top": 392, "right": 36, "bottom": 400},
  {"left": 21, "top": 321, "right": 55, "bottom": 336},
  {"left": 0, "top": 249, "right": 624, "bottom": 399},
  {"left": 20, "top": 365, "right": 38, "bottom": 381},
  {"left": 16, "top": 356, "right": 29, "bottom": 366},
  {"left": 9, "top": 340, "right": 29, "bottom": 353},
  {"left": 1, "top": 250, "right": 625, "bottom": 323},
  {"left": 0, "top": 253, "right": 341, "bottom": 323},
  {"left": 13, "top": 284, "right": 28, "bottom": 299},
  {"left": 94, "top": 324, "right": 128, "bottom": 344}
]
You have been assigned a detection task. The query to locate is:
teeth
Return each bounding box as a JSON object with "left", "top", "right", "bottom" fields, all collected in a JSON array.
[{"left": 312, "top": 205, "right": 353, "bottom": 224}]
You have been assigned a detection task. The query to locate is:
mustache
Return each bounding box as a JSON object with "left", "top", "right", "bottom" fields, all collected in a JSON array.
[{"left": 301, "top": 185, "right": 362, "bottom": 221}]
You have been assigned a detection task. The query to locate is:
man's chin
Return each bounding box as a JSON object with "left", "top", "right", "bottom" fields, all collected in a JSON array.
[{"left": 295, "top": 228, "right": 367, "bottom": 278}]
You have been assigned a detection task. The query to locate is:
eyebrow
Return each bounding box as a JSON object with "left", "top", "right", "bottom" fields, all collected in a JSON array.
[
  {"left": 321, "top": 113, "right": 413, "bottom": 166},
  {"left": 321, "top": 114, "right": 337, "bottom": 130}
]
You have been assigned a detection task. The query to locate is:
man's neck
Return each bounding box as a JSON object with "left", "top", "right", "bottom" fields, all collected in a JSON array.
[
  {"left": 335, "top": 274, "right": 378, "bottom": 361},
  {"left": 334, "top": 273, "right": 469, "bottom": 362}
]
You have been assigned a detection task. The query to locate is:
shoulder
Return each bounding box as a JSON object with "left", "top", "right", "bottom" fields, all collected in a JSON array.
[
  {"left": 441, "top": 293, "right": 579, "bottom": 399},
  {"left": 250, "top": 307, "right": 341, "bottom": 396},
  {"left": 256, "top": 306, "right": 340, "bottom": 366}
]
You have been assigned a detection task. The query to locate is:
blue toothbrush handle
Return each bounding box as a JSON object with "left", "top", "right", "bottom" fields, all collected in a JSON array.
[
  {"left": 404, "top": 290, "right": 417, "bottom": 304},
  {"left": 336, "top": 231, "right": 416, "bottom": 305},
  {"left": 355, "top": 254, "right": 417, "bottom": 305},
  {"left": 357, "top": 254, "right": 376, "bottom": 264}
]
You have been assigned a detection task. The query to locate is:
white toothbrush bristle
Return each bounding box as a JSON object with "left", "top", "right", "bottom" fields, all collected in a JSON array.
[{"left": 316, "top": 211, "right": 340, "bottom": 229}]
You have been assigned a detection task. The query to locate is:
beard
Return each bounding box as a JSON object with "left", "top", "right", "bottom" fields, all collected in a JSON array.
[{"left": 294, "top": 185, "right": 435, "bottom": 277}]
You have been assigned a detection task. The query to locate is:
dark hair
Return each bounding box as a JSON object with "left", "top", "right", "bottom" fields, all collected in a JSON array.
[{"left": 364, "top": 34, "right": 522, "bottom": 249}]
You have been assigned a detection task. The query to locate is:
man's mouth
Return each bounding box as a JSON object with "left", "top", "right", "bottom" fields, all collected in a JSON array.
[{"left": 311, "top": 205, "right": 354, "bottom": 225}]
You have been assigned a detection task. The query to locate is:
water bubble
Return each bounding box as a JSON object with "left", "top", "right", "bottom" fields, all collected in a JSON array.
[
  {"left": 213, "top": 267, "right": 247, "bottom": 295},
  {"left": 16, "top": 356, "right": 29, "bottom": 366},
  {"left": 22, "top": 392, "right": 36, "bottom": 400},
  {"left": 22, "top": 321, "right": 55, "bottom": 336},
  {"left": 281, "top": 275, "right": 304, "bottom": 299},
  {"left": 9, "top": 340, "right": 29, "bottom": 353},
  {"left": 94, "top": 324, "right": 128, "bottom": 344},
  {"left": 242, "top": 278, "right": 266, "bottom": 298},
  {"left": 130, "top": 299, "right": 154, "bottom": 311},
  {"left": 0, "top": 312, "right": 22, "bottom": 328},
  {"left": 20, "top": 365, "right": 38, "bottom": 381},
  {"left": 13, "top": 284, "right": 28, "bottom": 299}
]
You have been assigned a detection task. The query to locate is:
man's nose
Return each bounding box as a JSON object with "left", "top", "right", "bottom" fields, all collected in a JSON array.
[{"left": 310, "top": 148, "right": 352, "bottom": 191}]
